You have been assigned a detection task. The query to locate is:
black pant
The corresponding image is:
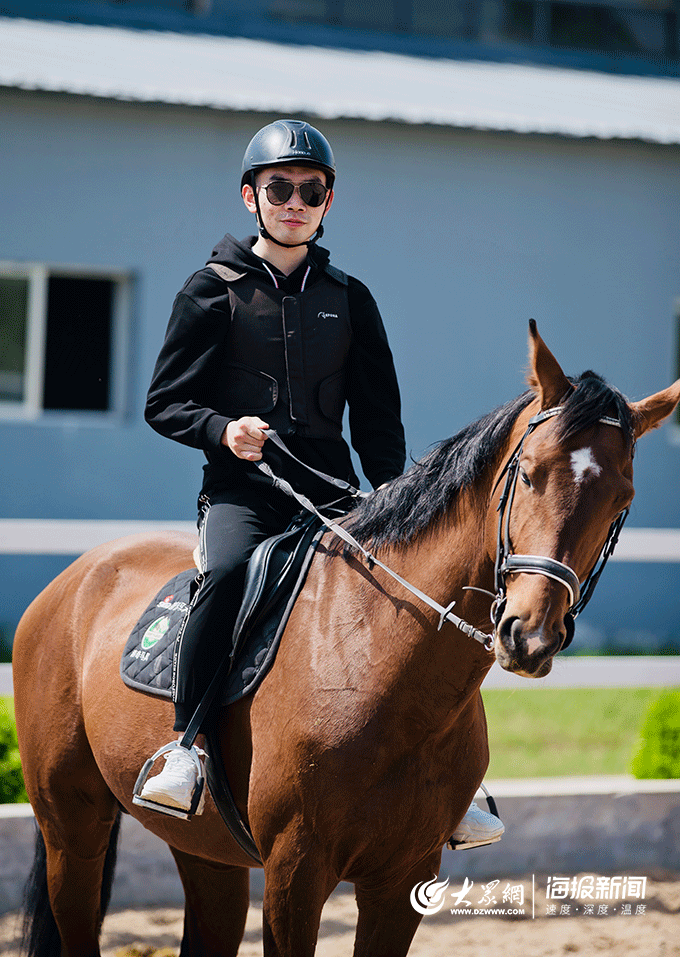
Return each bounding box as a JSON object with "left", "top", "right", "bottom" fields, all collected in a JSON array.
[{"left": 172, "top": 486, "right": 299, "bottom": 732}]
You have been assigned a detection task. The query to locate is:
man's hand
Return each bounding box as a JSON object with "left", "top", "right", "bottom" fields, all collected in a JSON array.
[{"left": 222, "top": 416, "right": 270, "bottom": 461}]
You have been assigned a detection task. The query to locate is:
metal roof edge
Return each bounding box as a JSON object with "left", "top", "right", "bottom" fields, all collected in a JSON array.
[{"left": 2, "top": 16, "right": 680, "bottom": 145}]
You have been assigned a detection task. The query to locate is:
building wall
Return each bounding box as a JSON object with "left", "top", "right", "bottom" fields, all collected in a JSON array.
[{"left": 2, "top": 87, "right": 679, "bottom": 647}]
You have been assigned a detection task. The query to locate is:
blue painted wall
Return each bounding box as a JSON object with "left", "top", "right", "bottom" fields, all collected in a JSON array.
[{"left": 2, "top": 88, "right": 679, "bottom": 649}]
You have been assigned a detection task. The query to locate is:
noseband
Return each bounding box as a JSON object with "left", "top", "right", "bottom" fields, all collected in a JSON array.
[{"left": 490, "top": 406, "right": 630, "bottom": 647}]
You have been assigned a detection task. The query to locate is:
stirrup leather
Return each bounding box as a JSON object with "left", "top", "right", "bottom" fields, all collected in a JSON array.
[{"left": 132, "top": 741, "right": 206, "bottom": 820}]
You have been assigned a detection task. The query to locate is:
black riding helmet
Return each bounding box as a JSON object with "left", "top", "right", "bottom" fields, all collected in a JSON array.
[{"left": 241, "top": 119, "right": 335, "bottom": 248}]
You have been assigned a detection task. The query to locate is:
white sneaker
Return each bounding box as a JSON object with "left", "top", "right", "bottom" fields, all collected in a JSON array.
[
  {"left": 139, "top": 746, "right": 205, "bottom": 815},
  {"left": 448, "top": 801, "right": 504, "bottom": 850}
]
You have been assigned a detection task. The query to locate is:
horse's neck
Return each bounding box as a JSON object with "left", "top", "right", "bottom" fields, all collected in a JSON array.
[
  {"left": 393, "top": 487, "right": 494, "bottom": 621},
  {"left": 371, "top": 490, "right": 495, "bottom": 717}
]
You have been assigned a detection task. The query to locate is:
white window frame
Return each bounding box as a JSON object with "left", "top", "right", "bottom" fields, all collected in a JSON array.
[
  {"left": 0, "top": 261, "right": 132, "bottom": 422},
  {"left": 672, "top": 295, "right": 680, "bottom": 445}
]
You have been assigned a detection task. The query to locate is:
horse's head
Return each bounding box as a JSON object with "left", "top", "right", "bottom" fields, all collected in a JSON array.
[{"left": 489, "top": 320, "right": 680, "bottom": 678}]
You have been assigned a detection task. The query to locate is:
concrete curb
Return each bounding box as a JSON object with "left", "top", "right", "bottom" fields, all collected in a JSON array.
[
  {"left": 441, "top": 777, "right": 680, "bottom": 882},
  {"left": 2, "top": 777, "right": 678, "bottom": 914}
]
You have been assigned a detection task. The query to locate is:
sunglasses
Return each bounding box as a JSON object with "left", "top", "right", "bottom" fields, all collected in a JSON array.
[{"left": 259, "top": 180, "right": 330, "bottom": 208}]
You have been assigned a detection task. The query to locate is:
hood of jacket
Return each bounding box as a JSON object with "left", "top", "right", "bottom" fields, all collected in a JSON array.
[{"left": 206, "top": 233, "right": 332, "bottom": 280}]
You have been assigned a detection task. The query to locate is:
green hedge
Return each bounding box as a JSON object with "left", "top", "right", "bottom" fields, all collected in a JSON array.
[
  {"left": 0, "top": 699, "right": 28, "bottom": 803},
  {"left": 631, "top": 691, "right": 680, "bottom": 779}
]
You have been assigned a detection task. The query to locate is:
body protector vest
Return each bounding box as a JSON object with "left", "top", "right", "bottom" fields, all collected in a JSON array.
[{"left": 209, "top": 263, "right": 351, "bottom": 440}]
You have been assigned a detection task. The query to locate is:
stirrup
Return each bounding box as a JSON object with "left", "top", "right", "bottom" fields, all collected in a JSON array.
[
  {"left": 132, "top": 741, "right": 206, "bottom": 820},
  {"left": 447, "top": 834, "right": 503, "bottom": 851},
  {"left": 447, "top": 784, "right": 502, "bottom": 851}
]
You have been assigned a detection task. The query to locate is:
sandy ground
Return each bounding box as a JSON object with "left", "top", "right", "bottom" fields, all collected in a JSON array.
[{"left": 1, "top": 874, "right": 679, "bottom": 956}]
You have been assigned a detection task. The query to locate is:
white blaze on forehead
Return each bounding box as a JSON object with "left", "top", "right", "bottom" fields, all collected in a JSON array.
[{"left": 570, "top": 447, "right": 602, "bottom": 485}]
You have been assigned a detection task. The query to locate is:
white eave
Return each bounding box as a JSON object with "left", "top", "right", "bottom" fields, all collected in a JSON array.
[{"left": 2, "top": 15, "right": 680, "bottom": 144}]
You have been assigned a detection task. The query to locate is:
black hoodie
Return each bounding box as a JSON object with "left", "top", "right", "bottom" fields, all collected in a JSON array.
[{"left": 145, "top": 235, "right": 406, "bottom": 503}]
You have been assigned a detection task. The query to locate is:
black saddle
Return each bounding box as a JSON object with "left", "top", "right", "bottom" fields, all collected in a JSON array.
[{"left": 121, "top": 510, "right": 323, "bottom": 706}]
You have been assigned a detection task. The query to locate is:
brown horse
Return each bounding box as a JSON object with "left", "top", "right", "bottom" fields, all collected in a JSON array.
[{"left": 14, "top": 322, "right": 680, "bottom": 957}]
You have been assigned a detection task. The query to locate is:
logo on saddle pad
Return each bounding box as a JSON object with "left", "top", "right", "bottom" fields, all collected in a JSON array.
[
  {"left": 141, "top": 615, "right": 171, "bottom": 650},
  {"left": 158, "top": 593, "right": 189, "bottom": 613}
]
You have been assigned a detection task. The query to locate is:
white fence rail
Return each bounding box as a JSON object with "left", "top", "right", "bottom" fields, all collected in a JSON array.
[
  {"left": 0, "top": 519, "right": 197, "bottom": 554},
  {"left": 1, "top": 520, "right": 680, "bottom": 559}
]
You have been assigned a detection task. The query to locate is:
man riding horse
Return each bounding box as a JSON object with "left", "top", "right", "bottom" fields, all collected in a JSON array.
[{"left": 137, "top": 117, "right": 504, "bottom": 848}]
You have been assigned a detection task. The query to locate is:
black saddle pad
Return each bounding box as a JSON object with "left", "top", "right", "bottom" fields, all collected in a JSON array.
[
  {"left": 120, "top": 513, "right": 323, "bottom": 705},
  {"left": 121, "top": 570, "right": 195, "bottom": 699}
]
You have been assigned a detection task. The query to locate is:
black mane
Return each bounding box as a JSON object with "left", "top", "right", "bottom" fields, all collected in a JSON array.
[{"left": 343, "top": 371, "right": 634, "bottom": 552}]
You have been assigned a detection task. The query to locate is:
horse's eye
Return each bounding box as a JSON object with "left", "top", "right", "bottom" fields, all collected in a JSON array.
[{"left": 520, "top": 468, "right": 531, "bottom": 488}]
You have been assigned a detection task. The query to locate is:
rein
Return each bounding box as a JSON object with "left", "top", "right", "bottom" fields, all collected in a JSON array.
[
  {"left": 258, "top": 411, "right": 630, "bottom": 653},
  {"left": 257, "top": 432, "right": 494, "bottom": 649}
]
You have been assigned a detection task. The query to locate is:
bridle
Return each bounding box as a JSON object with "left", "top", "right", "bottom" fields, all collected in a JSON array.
[{"left": 489, "top": 406, "right": 631, "bottom": 650}]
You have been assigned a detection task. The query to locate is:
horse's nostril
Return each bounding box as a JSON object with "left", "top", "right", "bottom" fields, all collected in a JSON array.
[
  {"left": 498, "top": 614, "right": 566, "bottom": 665},
  {"left": 498, "top": 615, "right": 520, "bottom": 650}
]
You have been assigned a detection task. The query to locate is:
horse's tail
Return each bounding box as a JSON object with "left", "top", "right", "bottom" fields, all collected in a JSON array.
[{"left": 21, "top": 811, "right": 122, "bottom": 956}]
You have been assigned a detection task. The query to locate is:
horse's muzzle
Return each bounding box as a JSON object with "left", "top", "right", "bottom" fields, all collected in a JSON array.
[{"left": 493, "top": 611, "right": 573, "bottom": 678}]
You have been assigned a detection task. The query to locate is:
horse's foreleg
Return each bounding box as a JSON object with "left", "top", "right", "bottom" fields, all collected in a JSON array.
[
  {"left": 352, "top": 852, "right": 442, "bottom": 957},
  {"left": 261, "top": 831, "right": 334, "bottom": 957},
  {"left": 169, "top": 848, "right": 250, "bottom": 957}
]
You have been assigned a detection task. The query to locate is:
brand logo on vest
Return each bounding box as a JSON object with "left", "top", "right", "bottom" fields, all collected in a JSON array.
[{"left": 318, "top": 311, "right": 338, "bottom": 319}]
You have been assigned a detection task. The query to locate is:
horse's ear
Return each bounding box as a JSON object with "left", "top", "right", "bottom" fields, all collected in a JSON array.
[
  {"left": 526, "top": 319, "right": 573, "bottom": 409},
  {"left": 629, "top": 379, "right": 680, "bottom": 438}
]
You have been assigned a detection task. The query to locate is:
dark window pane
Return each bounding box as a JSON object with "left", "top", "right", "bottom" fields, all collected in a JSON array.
[
  {"left": 551, "top": 3, "right": 604, "bottom": 50},
  {"left": 269, "top": 0, "right": 328, "bottom": 25},
  {"left": 610, "top": 9, "right": 668, "bottom": 56},
  {"left": 84, "top": 1, "right": 196, "bottom": 10},
  {"left": 0, "top": 277, "right": 29, "bottom": 402},
  {"left": 43, "top": 277, "right": 114, "bottom": 412},
  {"left": 412, "top": 0, "right": 478, "bottom": 39},
  {"left": 502, "top": 0, "right": 535, "bottom": 43},
  {"left": 342, "top": 0, "right": 399, "bottom": 30},
  {"left": 270, "top": 0, "right": 402, "bottom": 30},
  {"left": 551, "top": 3, "right": 668, "bottom": 54}
]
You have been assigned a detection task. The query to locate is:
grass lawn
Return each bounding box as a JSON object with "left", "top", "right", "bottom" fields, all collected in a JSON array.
[{"left": 482, "top": 686, "right": 667, "bottom": 778}]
